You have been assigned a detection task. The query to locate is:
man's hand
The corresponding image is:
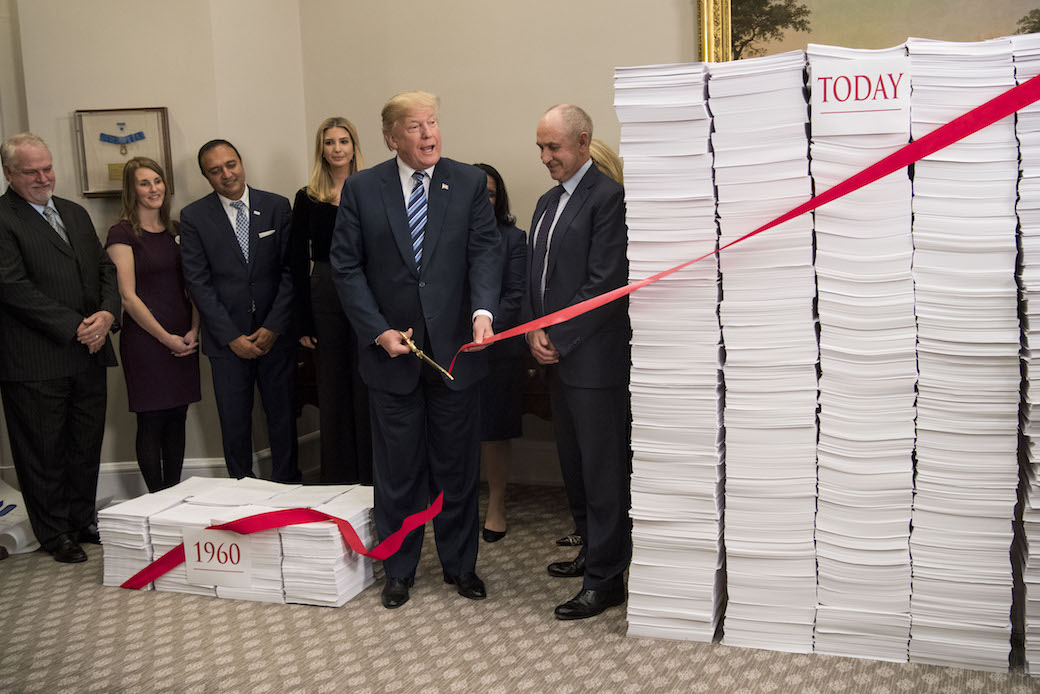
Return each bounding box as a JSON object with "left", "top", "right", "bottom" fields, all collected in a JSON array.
[
  {"left": 376, "top": 328, "right": 413, "bottom": 358},
  {"left": 299, "top": 335, "right": 317, "bottom": 349},
  {"left": 229, "top": 335, "right": 264, "bottom": 359},
  {"left": 467, "top": 315, "right": 494, "bottom": 352},
  {"left": 247, "top": 327, "right": 278, "bottom": 354},
  {"left": 526, "top": 328, "right": 559, "bottom": 365},
  {"left": 77, "top": 310, "right": 115, "bottom": 354}
]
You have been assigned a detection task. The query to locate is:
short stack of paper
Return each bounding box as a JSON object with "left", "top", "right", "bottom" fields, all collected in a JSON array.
[
  {"left": 209, "top": 505, "right": 285, "bottom": 603},
  {"left": 807, "top": 43, "right": 915, "bottom": 662},
  {"left": 184, "top": 476, "right": 299, "bottom": 507},
  {"left": 149, "top": 502, "right": 238, "bottom": 597},
  {"left": 98, "top": 477, "right": 232, "bottom": 589},
  {"left": 707, "top": 51, "right": 818, "bottom": 654},
  {"left": 1013, "top": 32, "right": 1040, "bottom": 677},
  {"left": 907, "top": 37, "right": 1019, "bottom": 672},
  {"left": 281, "top": 486, "right": 378, "bottom": 607},
  {"left": 615, "top": 62, "right": 725, "bottom": 641}
]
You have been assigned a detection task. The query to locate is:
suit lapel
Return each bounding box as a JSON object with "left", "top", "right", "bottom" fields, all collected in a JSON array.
[
  {"left": 546, "top": 167, "right": 596, "bottom": 282},
  {"left": 8, "top": 194, "right": 75, "bottom": 259},
  {"left": 247, "top": 189, "right": 261, "bottom": 272},
  {"left": 380, "top": 161, "right": 419, "bottom": 278},
  {"left": 207, "top": 193, "right": 247, "bottom": 270},
  {"left": 423, "top": 161, "right": 450, "bottom": 269}
]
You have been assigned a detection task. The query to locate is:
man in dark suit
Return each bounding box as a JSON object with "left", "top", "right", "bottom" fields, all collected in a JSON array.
[
  {"left": 0, "top": 132, "right": 120, "bottom": 563},
  {"left": 180, "top": 140, "right": 300, "bottom": 483},
  {"left": 330, "top": 91, "right": 501, "bottom": 609},
  {"left": 526, "top": 105, "right": 631, "bottom": 620}
]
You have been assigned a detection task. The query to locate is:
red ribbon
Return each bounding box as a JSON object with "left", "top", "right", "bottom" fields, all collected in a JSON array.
[
  {"left": 449, "top": 72, "right": 1040, "bottom": 373},
  {"left": 120, "top": 492, "right": 443, "bottom": 590}
]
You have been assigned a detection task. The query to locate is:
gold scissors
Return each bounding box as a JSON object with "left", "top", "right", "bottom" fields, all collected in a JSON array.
[{"left": 398, "top": 331, "right": 454, "bottom": 381}]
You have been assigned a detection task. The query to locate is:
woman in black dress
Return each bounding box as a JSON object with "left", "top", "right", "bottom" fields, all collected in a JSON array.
[
  {"left": 474, "top": 163, "right": 527, "bottom": 542},
  {"left": 290, "top": 117, "right": 373, "bottom": 484},
  {"left": 106, "top": 157, "right": 201, "bottom": 492}
]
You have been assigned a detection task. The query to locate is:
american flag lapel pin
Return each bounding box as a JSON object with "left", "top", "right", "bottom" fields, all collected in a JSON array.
[
  {"left": 442, "top": 183, "right": 449, "bottom": 190},
  {"left": 253, "top": 210, "right": 261, "bottom": 215}
]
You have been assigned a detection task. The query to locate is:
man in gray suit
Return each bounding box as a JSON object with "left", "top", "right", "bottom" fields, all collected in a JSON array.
[{"left": 0, "top": 132, "right": 120, "bottom": 563}]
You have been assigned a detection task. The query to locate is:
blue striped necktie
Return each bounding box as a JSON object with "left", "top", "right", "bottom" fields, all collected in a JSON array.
[{"left": 407, "top": 171, "right": 427, "bottom": 271}]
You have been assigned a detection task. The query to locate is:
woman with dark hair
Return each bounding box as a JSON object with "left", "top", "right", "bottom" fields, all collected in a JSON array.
[
  {"left": 473, "top": 162, "right": 527, "bottom": 542},
  {"left": 290, "top": 117, "right": 373, "bottom": 484},
  {"left": 106, "top": 156, "right": 201, "bottom": 492}
]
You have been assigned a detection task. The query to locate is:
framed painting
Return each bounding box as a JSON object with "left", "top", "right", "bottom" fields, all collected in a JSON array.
[{"left": 73, "top": 107, "right": 173, "bottom": 198}]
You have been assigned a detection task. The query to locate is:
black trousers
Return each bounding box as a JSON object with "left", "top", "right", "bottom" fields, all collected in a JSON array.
[
  {"left": 368, "top": 370, "right": 480, "bottom": 580},
  {"left": 1, "top": 366, "right": 106, "bottom": 549},
  {"left": 209, "top": 342, "right": 300, "bottom": 483},
  {"left": 550, "top": 373, "right": 632, "bottom": 590}
]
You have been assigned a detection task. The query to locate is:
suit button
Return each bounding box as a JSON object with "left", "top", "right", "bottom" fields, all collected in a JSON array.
[{"left": 419, "top": 281, "right": 426, "bottom": 288}]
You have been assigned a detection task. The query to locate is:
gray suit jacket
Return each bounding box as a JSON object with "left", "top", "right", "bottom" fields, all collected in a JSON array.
[{"left": 0, "top": 188, "right": 119, "bottom": 381}]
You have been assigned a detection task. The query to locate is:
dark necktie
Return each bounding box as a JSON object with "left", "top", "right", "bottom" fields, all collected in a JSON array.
[
  {"left": 407, "top": 171, "right": 427, "bottom": 271},
  {"left": 530, "top": 185, "right": 564, "bottom": 316}
]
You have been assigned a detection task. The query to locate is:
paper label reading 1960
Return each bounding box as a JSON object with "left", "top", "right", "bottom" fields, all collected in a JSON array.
[{"left": 183, "top": 528, "right": 252, "bottom": 588}]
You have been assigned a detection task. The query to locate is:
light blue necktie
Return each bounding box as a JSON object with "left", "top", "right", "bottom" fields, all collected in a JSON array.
[
  {"left": 407, "top": 171, "right": 427, "bottom": 271},
  {"left": 231, "top": 200, "right": 249, "bottom": 260}
]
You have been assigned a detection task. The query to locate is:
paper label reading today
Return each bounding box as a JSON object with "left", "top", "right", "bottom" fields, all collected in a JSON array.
[
  {"left": 183, "top": 528, "right": 252, "bottom": 588},
  {"left": 810, "top": 56, "right": 911, "bottom": 136}
]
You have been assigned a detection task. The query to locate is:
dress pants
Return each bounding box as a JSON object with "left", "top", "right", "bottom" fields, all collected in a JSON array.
[
  {"left": 368, "top": 367, "right": 480, "bottom": 580},
  {"left": 549, "top": 371, "right": 631, "bottom": 590},
  {"left": 209, "top": 340, "right": 300, "bottom": 483},
  {"left": 0, "top": 366, "right": 106, "bottom": 549}
]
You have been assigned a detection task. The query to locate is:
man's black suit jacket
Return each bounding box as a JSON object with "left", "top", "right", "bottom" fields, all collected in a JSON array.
[
  {"left": 180, "top": 187, "right": 295, "bottom": 357},
  {"left": 330, "top": 157, "right": 502, "bottom": 393},
  {"left": 0, "top": 188, "right": 119, "bottom": 381},
  {"left": 525, "top": 163, "right": 630, "bottom": 388}
]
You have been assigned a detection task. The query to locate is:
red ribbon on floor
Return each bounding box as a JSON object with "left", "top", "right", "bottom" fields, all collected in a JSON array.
[
  {"left": 449, "top": 72, "right": 1040, "bottom": 373},
  {"left": 120, "top": 492, "right": 443, "bottom": 590}
]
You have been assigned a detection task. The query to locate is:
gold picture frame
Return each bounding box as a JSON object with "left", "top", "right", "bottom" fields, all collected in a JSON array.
[
  {"left": 73, "top": 107, "right": 173, "bottom": 198},
  {"left": 700, "top": 0, "right": 732, "bottom": 62}
]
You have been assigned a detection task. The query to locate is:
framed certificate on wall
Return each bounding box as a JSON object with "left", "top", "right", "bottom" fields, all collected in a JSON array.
[{"left": 73, "top": 107, "right": 173, "bottom": 197}]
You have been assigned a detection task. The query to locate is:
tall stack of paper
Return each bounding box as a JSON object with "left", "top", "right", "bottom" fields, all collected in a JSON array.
[
  {"left": 907, "top": 37, "right": 1019, "bottom": 672},
  {"left": 806, "top": 44, "right": 915, "bottom": 662},
  {"left": 1012, "top": 32, "right": 1040, "bottom": 677},
  {"left": 281, "top": 486, "right": 379, "bottom": 607},
  {"left": 615, "top": 62, "right": 725, "bottom": 641},
  {"left": 99, "top": 477, "right": 232, "bottom": 588},
  {"left": 707, "top": 51, "right": 818, "bottom": 654}
]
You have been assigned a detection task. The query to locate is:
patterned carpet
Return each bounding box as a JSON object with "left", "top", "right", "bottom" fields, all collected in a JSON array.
[{"left": 0, "top": 485, "right": 1037, "bottom": 694}]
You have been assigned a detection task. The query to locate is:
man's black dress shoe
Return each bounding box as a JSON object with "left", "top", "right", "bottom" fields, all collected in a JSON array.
[
  {"left": 78, "top": 524, "right": 101, "bottom": 545},
  {"left": 444, "top": 572, "right": 487, "bottom": 600},
  {"left": 555, "top": 532, "right": 583, "bottom": 547},
  {"left": 381, "top": 577, "right": 414, "bottom": 609},
  {"left": 49, "top": 535, "right": 87, "bottom": 564},
  {"left": 554, "top": 585, "right": 626, "bottom": 620},
  {"left": 547, "top": 554, "right": 585, "bottom": 578},
  {"left": 482, "top": 526, "right": 506, "bottom": 543}
]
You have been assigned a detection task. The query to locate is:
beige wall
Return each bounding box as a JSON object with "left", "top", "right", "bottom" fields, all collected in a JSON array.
[
  {"left": 298, "top": 0, "right": 697, "bottom": 229},
  {"left": 0, "top": 0, "right": 697, "bottom": 479}
]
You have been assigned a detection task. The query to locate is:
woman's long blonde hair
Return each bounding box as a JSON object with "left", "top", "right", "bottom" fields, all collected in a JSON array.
[
  {"left": 306, "top": 117, "right": 364, "bottom": 203},
  {"left": 590, "top": 138, "right": 623, "bottom": 186}
]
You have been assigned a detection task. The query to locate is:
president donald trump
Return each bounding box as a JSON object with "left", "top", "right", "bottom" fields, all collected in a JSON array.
[{"left": 331, "top": 91, "right": 501, "bottom": 609}]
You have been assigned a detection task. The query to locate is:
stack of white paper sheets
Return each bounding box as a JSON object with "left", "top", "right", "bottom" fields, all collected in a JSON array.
[
  {"left": 806, "top": 43, "right": 915, "bottom": 663},
  {"left": 210, "top": 504, "right": 285, "bottom": 603},
  {"left": 1012, "top": 32, "right": 1040, "bottom": 677},
  {"left": 907, "top": 37, "right": 1019, "bottom": 673},
  {"left": 98, "top": 476, "right": 231, "bottom": 589},
  {"left": 101, "top": 478, "right": 379, "bottom": 607},
  {"left": 281, "top": 486, "right": 378, "bottom": 607},
  {"left": 616, "top": 62, "right": 726, "bottom": 642},
  {"left": 707, "top": 51, "right": 818, "bottom": 654}
]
